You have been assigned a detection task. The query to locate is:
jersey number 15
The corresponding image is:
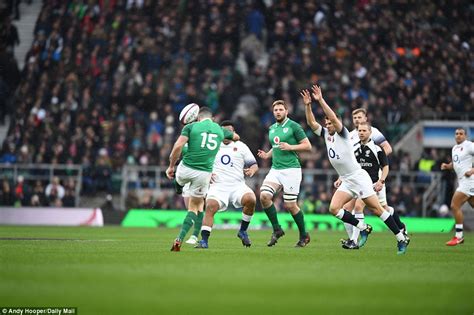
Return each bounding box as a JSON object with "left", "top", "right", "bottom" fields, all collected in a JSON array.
[{"left": 200, "top": 132, "right": 218, "bottom": 150}]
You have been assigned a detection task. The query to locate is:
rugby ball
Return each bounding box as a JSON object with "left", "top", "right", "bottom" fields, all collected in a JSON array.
[{"left": 179, "top": 103, "right": 200, "bottom": 124}]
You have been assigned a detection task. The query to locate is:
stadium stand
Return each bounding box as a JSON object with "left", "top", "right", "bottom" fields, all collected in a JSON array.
[{"left": 0, "top": 0, "right": 472, "bottom": 215}]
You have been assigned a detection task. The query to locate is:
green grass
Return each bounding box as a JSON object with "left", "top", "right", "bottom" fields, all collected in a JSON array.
[{"left": 0, "top": 226, "right": 473, "bottom": 315}]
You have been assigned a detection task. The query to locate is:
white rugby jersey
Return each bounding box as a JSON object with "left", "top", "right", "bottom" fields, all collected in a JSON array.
[
  {"left": 349, "top": 126, "right": 386, "bottom": 147},
  {"left": 315, "top": 126, "right": 361, "bottom": 176},
  {"left": 212, "top": 141, "right": 257, "bottom": 185},
  {"left": 452, "top": 140, "right": 474, "bottom": 180}
]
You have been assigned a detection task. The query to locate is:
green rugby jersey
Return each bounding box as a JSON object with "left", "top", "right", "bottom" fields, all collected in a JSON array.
[
  {"left": 268, "top": 118, "right": 307, "bottom": 169},
  {"left": 181, "top": 119, "right": 234, "bottom": 172}
]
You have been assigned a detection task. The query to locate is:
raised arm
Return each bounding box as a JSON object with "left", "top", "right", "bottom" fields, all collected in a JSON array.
[
  {"left": 166, "top": 135, "right": 188, "bottom": 179},
  {"left": 311, "top": 85, "right": 343, "bottom": 133},
  {"left": 301, "top": 89, "right": 322, "bottom": 132}
]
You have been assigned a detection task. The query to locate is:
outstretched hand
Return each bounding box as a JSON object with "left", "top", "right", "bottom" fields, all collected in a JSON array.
[
  {"left": 300, "top": 89, "right": 312, "bottom": 106},
  {"left": 311, "top": 85, "right": 323, "bottom": 102}
]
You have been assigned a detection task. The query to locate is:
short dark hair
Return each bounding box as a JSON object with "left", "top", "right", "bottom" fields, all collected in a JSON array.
[
  {"left": 198, "top": 107, "right": 213, "bottom": 119},
  {"left": 456, "top": 127, "right": 466, "bottom": 133},
  {"left": 220, "top": 120, "right": 235, "bottom": 128}
]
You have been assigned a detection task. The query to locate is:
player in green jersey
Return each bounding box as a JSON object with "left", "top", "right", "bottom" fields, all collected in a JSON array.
[
  {"left": 257, "top": 100, "right": 312, "bottom": 247},
  {"left": 166, "top": 107, "right": 239, "bottom": 251}
]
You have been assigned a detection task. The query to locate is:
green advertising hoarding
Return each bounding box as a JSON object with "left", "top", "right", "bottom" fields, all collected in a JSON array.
[{"left": 122, "top": 209, "right": 454, "bottom": 233}]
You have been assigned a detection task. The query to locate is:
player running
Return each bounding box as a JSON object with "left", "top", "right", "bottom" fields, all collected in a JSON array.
[
  {"left": 196, "top": 120, "right": 259, "bottom": 249},
  {"left": 258, "top": 100, "right": 312, "bottom": 247},
  {"left": 340, "top": 122, "right": 407, "bottom": 249},
  {"left": 302, "top": 85, "right": 410, "bottom": 254},
  {"left": 440, "top": 128, "right": 474, "bottom": 246},
  {"left": 166, "top": 107, "right": 239, "bottom": 251},
  {"left": 341, "top": 108, "right": 393, "bottom": 245}
]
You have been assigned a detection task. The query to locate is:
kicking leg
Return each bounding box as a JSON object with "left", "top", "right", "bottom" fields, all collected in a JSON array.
[{"left": 172, "top": 196, "right": 204, "bottom": 251}]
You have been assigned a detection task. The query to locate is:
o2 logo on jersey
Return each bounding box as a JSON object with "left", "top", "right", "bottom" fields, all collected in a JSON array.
[
  {"left": 453, "top": 154, "right": 459, "bottom": 163},
  {"left": 273, "top": 136, "right": 280, "bottom": 144},
  {"left": 221, "top": 154, "right": 233, "bottom": 167},
  {"left": 328, "top": 148, "right": 340, "bottom": 159}
]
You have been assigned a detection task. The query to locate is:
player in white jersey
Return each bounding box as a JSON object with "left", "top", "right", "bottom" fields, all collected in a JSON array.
[
  {"left": 341, "top": 108, "right": 394, "bottom": 245},
  {"left": 440, "top": 128, "right": 474, "bottom": 246},
  {"left": 196, "top": 121, "right": 258, "bottom": 249},
  {"left": 302, "top": 85, "right": 410, "bottom": 254}
]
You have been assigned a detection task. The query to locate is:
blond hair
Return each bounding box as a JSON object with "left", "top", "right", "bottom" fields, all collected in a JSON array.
[{"left": 352, "top": 108, "right": 367, "bottom": 116}]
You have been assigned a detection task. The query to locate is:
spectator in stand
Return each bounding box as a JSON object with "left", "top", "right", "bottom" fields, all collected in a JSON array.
[
  {"left": 14, "top": 175, "right": 31, "bottom": 206},
  {"left": 0, "top": 179, "right": 15, "bottom": 206},
  {"left": 45, "top": 176, "right": 65, "bottom": 205}
]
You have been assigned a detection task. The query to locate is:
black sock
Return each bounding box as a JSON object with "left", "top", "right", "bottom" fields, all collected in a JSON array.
[
  {"left": 391, "top": 211, "right": 406, "bottom": 231},
  {"left": 201, "top": 230, "right": 211, "bottom": 242},
  {"left": 341, "top": 210, "right": 360, "bottom": 226},
  {"left": 384, "top": 215, "right": 401, "bottom": 235},
  {"left": 240, "top": 220, "right": 250, "bottom": 232}
]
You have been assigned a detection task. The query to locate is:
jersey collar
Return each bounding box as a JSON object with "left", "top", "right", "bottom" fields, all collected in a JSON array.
[{"left": 278, "top": 117, "right": 289, "bottom": 127}]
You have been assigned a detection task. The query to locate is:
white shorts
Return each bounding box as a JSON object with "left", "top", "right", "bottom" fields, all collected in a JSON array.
[
  {"left": 263, "top": 168, "right": 302, "bottom": 195},
  {"left": 456, "top": 177, "right": 474, "bottom": 197},
  {"left": 206, "top": 183, "right": 254, "bottom": 211},
  {"left": 376, "top": 185, "right": 387, "bottom": 206},
  {"left": 175, "top": 163, "right": 211, "bottom": 198},
  {"left": 338, "top": 169, "right": 376, "bottom": 199},
  {"left": 182, "top": 183, "right": 190, "bottom": 198}
]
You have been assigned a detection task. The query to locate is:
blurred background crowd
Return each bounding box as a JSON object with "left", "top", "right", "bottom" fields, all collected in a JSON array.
[{"left": 0, "top": 0, "right": 471, "bottom": 215}]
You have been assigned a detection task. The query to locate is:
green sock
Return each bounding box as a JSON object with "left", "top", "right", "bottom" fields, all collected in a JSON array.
[
  {"left": 264, "top": 204, "right": 281, "bottom": 231},
  {"left": 292, "top": 210, "right": 306, "bottom": 238},
  {"left": 178, "top": 211, "right": 198, "bottom": 240},
  {"left": 192, "top": 211, "right": 203, "bottom": 237}
]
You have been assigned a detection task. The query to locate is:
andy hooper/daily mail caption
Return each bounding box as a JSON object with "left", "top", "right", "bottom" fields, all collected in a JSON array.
[{"left": 1, "top": 308, "right": 77, "bottom": 315}]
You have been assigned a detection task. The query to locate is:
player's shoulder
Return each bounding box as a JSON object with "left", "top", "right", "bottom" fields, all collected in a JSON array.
[{"left": 286, "top": 118, "right": 303, "bottom": 128}]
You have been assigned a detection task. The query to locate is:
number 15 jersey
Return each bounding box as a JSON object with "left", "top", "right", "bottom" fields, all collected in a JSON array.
[
  {"left": 181, "top": 119, "right": 234, "bottom": 172},
  {"left": 314, "top": 126, "right": 361, "bottom": 177}
]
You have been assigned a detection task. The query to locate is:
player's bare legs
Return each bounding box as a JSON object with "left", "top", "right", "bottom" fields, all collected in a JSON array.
[
  {"left": 238, "top": 192, "right": 256, "bottom": 247},
  {"left": 328, "top": 191, "right": 370, "bottom": 245},
  {"left": 196, "top": 198, "right": 220, "bottom": 248},
  {"left": 446, "top": 191, "right": 469, "bottom": 245}
]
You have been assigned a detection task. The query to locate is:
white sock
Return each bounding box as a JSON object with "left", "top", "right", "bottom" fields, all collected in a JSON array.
[
  {"left": 455, "top": 224, "right": 463, "bottom": 239},
  {"left": 379, "top": 210, "right": 390, "bottom": 221},
  {"left": 342, "top": 209, "right": 353, "bottom": 237},
  {"left": 335, "top": 209, "right": 345, "bottom": 219},
  {"left": 201, "top": 225, "right": 212, "bottom": 232},
  {"left": 395, "top": 232, "right": 405, "bottom": 242},
  {"left": 388, "top": 206, "right": 394, "bottom": 215},
  {"left": 242, "top": 213, "right": 252, "bottom": 222},
  {"left": 351, "top": 213, "right": 364, "bottom": 241}
]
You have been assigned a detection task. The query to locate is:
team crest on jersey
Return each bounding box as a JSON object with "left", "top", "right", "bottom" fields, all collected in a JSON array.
[
  {"left": 283, "top": 127, "right": 289, "bottom": 133},
  {"left": 365, "top": 150, "right": 370, "bottom": 157},
  {"left": 233, "top": 147, "right": 238, "bottom": 151},
  {"left": 274, "top": 136, "right": 280, "bottom": 144},
  {"left": 327, "top": 136, "right": 333, "bottom": 142}
]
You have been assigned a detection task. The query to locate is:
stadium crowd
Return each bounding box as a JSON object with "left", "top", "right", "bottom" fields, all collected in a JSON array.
[{"left": 0, "top": 0, "right": 471, "bottom": 214}]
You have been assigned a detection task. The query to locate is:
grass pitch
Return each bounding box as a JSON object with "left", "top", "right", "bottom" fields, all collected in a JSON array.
[{"left": 0, "top": 226, "right": 473, "bottom": 315}]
